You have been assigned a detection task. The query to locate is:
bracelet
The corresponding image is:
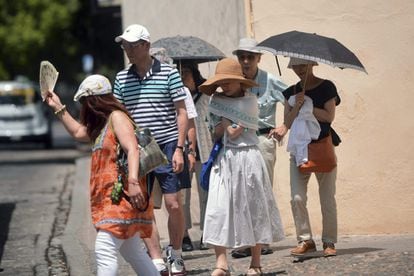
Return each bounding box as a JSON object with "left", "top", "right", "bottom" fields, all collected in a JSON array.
[
  {"left": 54, "top": 105, "right": 66, "bottom": 116},
  {"left": 176, "top": 145, "right": 184, "bottom": 151},
  {"left": 128, "top": 178, "right": 140, "bottom": 185},
  {"left": 187, "top": 148, "right": 196, "bottom": 158},
  {"left": 129, "top": 182, "right": 140, "bottom": 186}
]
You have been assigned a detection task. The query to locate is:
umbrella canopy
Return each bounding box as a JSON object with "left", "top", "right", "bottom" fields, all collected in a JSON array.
[
  {"left": 152, "top": 35, "right": 225, "bottom": 63},
  {"left": 257, "top": 31, "right": 367, "bottom": 73}
]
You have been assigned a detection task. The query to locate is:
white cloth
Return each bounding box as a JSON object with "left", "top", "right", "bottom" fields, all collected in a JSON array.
[
  {"left": 208, "top": 92, "right": 259, "bottom": 131},
  {"left": 183, "top": 87, "right": 198, "bottom": 119},
  {"left": 94, "top": 230, "right": 159, "bottom": 276},
  {"left": 203, "top": 131, "right": 284, "bottom": 248},
  {"left": 287, "top": 95, "right": 321, "bottom": 166}
]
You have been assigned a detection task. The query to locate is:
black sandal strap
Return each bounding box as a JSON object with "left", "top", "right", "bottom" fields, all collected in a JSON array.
[{"left": 215, "top": 267, "right": 228, "bottom": 272}]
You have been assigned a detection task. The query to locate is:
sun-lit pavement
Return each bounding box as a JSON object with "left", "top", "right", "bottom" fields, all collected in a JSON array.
[{"left": 61, "top": 157, "right": 414, "bottom": 275}]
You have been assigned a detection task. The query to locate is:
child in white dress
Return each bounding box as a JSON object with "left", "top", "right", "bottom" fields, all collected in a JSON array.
[{"left": 199, "top": 58, "right": 284, "bottom": 276}]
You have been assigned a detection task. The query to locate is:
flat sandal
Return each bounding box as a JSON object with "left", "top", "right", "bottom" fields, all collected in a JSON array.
[
  {"left": 246, "top": 266, "right": 263, "bottom": 276},
  {"left": 211, "top": 267, "right": 230, "bottom": 276}
]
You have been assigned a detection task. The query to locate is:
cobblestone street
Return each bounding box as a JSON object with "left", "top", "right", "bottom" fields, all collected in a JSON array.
[{"left": 1, "top": 156, "right": 413, "bottom": 276}]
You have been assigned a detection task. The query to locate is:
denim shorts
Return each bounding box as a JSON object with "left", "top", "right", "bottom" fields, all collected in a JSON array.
[{"left": 148, "top": 140, "right": 191, "bottom": 194}]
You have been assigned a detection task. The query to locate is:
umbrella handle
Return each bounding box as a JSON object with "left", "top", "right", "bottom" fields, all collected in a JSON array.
[
  {"left": 274, "top": 56, "right": 282, "bottom": 76},
  {"left": 302, "top": 65, "right": 311, "bottom": 91}
]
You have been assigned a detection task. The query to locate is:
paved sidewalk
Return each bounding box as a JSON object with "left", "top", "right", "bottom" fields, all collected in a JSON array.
[{"left": 62, "top": 157, "right": 414, "bottom": 275}]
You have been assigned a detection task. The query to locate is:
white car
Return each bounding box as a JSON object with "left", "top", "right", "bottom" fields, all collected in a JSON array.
[{"left": 0, "top": 81, "right": 52, "bottom": 148}]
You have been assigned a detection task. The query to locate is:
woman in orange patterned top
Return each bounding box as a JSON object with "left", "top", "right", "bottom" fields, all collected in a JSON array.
[{"left": 44, "top": 74, "right": 159, "bottom": 275}]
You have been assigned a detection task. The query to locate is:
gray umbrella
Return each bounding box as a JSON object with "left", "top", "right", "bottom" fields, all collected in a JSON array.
[
  {"left": 152, "top": 35, "right": 225, "bottom": 63},
  {"left": 257, "top": 30, "right": 367, "bottom": 73}
]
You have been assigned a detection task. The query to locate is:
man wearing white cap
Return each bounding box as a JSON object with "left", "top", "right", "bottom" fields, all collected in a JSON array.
[
  {"left": 114, "top": 24, "right": 188, "bottom": 276},
  {"left": 231, "top": 37, "right": 288, "bottom": 258}
]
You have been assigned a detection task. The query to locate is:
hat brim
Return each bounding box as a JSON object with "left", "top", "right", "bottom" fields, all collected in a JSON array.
[
  {"left": 73, "top": 89, "right": 112, "bottom": 102},
  {"left": 115, "top": 35, "right": 126, "bottom": 43},
  {"left": 115, "top": 35, "right": 150, "bottom": 43},
  {"left": 232, "top": 48, "right": 262, "bottom": 55},
  {"left": 287, "top": 58, "right": 318, "bottom": 68},
  {"left": 198, "top": 74, "right": 258, "bottom": 96}
]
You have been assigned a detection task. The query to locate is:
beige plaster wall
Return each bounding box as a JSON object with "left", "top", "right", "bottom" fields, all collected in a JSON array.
[
  {"left": 252, "top": 0, "right": 414, "bottom": 236},
  {"left": 120, "top": 0, "right": 414, "bottom": 236},
  {"left": 122, "top": 0, "right": 246, "bottom": 46},
  {"left": 122, "top": 0, "right": 246, "bottom": 77}
]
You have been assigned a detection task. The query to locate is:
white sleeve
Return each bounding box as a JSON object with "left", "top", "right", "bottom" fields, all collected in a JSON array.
[{"left": 183, "top": 87, "right": 198, "bottom": 119}]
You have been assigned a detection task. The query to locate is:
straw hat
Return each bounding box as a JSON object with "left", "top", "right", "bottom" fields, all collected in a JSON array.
[{"left": 198, "top": 58, "right": 258, "bottom": 95}]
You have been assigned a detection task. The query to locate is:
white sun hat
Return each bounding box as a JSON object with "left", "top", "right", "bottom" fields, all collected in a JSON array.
[
  {"left": 73, "top": 74, "right": 112, "bottom": 102},
  {"left": 232, "top": 38, "right": 262, "bottom": 55},
  {"left": 287, "top": 57, "right": 318, "bottom": 68}
]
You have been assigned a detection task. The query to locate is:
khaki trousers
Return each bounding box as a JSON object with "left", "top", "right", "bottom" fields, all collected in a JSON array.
[
  {"left": 189, "top": 161, "right": 208, "bottom": 231},
  {"left": 289, "top": 156, "right": 338, "bottom": 243},
  {"left": 257, "top": 135, "right": 277, "bottom": 184}
]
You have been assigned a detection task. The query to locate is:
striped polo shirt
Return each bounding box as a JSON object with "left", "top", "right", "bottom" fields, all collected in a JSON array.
[{"left": 113, "top": 58, "right": 186, "bottom": 145}]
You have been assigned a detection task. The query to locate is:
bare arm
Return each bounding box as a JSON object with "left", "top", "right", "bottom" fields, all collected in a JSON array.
[
  {"left": 222, "top": 118, "right": 245, "bottom": 140},
  {"left": 112, "top": 111, "right": 139, "bottom": 180},
  {"left": 270, "top": 102, "right": 288, "bottom": 142},
  {"left": 172, "top": 99, "right": 188, "bottom": 173},
  {"left": 313, "top": 98, "right": 336, "bottom": 123},
  {"left": 44, "top": 91, "right": 89, "bottom": 142},
  {"left": 213, "top": 121, "right": 225, "bottom": 141},
  {"left": 187, "top": 118, "right": 197, "bottom": 172},
  {"left": 111, "top": 111, "right": 146, "bottom": 209}
]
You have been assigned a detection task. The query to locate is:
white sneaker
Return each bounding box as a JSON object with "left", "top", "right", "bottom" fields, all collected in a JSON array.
[
  {"left": 165, "top": 244, "right": 173, "bottom": 263},
  {"left": 152, "top": 259, "right": 169, "bottom": 276},
  {"left": 170, "top": 257, "right": 186, "bottom": 276}
]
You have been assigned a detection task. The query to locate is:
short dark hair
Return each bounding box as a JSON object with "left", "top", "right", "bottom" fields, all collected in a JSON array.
[{"left": 179, "top": 61, "right": 206, "bottom": 87}]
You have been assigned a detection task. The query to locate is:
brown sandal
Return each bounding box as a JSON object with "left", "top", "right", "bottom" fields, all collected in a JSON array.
[
  {"left": 246, "top": 266, "right": 263, "bottom": 276},
  {"left": 211, "top": 267, "right": 230, "bottom": 276}
]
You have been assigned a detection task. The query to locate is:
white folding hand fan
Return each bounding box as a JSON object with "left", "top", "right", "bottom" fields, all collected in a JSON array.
[{"left": 39, "top": 61, "right": 59, "bottom": 100}]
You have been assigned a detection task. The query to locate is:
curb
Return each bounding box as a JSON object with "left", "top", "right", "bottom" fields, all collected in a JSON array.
[{"left": 62, "top": 157, "right": 96, "bottom": 276}]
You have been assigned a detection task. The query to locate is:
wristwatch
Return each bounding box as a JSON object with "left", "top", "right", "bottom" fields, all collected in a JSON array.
[
  {"left": 187, "top": 148, "right": 197, "bottom": 158},
  {"left": 176, "top": 145, "right": 184, "bottom": 151}
]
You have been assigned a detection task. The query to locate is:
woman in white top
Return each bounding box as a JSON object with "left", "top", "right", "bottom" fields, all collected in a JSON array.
[{"left": 199, "top": 58, "right": 284, "bottom": 276}]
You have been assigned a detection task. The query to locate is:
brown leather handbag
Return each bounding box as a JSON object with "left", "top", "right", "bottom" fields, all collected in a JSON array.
[{"left": 299, "top": 134, "right": 337, "bottom": 173}]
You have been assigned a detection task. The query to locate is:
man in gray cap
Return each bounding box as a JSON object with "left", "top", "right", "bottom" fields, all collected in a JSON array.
[
  {"left": 231, "top": 37, "right": 288, "bottom": 258},
  {"left": 113, "top": 24, "right": 188, "bottom": 276}
]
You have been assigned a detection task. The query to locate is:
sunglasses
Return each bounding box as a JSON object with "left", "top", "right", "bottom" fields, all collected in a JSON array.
[
  {"left": 120, "top": 41, "right": 144, "bottom": 50},
  {"left": 237, "top": 54, "right": 257, "bottom": 61}
]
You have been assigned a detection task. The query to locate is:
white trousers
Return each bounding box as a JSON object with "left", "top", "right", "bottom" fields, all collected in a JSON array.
[
  {"left": 257, "top": 135, "right": 277, "bottom": 185},
  {"left": 289, "top": 156, "right": 338, "bottom": 243},
  {"left": 95, "top": 230, "right": 160, "bottom": 276}
]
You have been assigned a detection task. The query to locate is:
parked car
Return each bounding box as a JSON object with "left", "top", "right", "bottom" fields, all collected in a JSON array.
[{"left": 0, "top": 81, "right": 52, "bottom": 148}]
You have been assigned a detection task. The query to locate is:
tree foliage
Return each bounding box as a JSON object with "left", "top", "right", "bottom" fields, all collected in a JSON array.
[{"left": 0, "top": 0, "right": 80, "bottom": 82}]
